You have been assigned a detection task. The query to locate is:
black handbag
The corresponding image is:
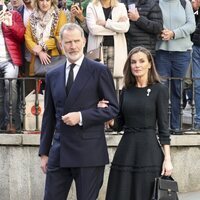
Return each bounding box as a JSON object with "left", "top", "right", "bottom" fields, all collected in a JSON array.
[
  {"left": 34, "top": 55, "right": 66, "bottom": 77},
  {"left": 152, "top": 176, "right": 179, "bottom": 200},
  {"left": 34, "top": 36, "right": 66, "bottom": 77}
]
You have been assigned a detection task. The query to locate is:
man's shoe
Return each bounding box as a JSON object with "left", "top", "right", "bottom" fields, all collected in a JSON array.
[{"left": 170, "top": 129, "right": 183, "bottom": 135}]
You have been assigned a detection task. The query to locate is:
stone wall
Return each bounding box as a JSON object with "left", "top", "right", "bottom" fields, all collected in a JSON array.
[{"left": 0, "top": 134, "right": 200, "bottom": 200}]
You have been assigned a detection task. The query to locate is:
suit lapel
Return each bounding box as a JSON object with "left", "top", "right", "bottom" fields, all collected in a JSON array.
[
  {"left": 53, "top": 63, "right": 67, "bottom": 105},
  {"left": 64, "top": 58, "right": 92, "bottom": 111}
]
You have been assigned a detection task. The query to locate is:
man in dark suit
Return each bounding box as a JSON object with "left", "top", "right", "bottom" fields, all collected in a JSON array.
[{"left": 39, "top": 23, "right": 119, "bottom": 200}]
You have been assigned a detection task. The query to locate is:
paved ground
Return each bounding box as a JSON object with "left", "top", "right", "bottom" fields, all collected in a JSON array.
[{"left": 178, "top": 191, "right": 200, "bottom": 200}]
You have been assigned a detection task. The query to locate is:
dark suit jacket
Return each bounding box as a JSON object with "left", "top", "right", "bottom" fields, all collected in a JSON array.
[{"left": 39, "top": 57, "right": 119, "bottom": 167}]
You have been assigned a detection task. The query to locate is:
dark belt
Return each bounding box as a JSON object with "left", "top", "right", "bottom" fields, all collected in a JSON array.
[{"left": 124, "top": 127, "right": 155, "bottom": 134}]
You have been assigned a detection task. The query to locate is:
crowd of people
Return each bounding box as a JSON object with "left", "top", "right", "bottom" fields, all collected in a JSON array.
[
  {"left": 0, "top": 0, "right": 199, "bottom": 134},
  {"left": 0, "top": 0, "right": 200, "bottom": 199}
]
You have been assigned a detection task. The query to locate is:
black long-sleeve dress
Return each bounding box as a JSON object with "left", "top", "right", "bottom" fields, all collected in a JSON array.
[{"left": 106, "top": 83, "right": 171, "bottom": 200}]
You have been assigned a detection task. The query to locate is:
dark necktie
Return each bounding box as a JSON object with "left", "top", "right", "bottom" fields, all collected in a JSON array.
[{"left": 66, "top": 63, "right": 76, "bottom": 96}]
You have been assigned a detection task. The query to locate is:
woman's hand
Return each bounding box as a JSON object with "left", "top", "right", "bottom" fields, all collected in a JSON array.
[
  {"left": 97, "top": 99, "right": 114, "bottom": 128},
  {"left": 118, "top": 16, "right": 128, "bottom": 22},
  {"left": 38, "top": 51, "right": 51, "bottom": 65},
  {"left": 33, "top": 45, "right": 43, "bottom": 55},
  {"left": 105, "top": 119, "right": 114, "bottom": 129},
  {"left": 97, "top": 99, "right": 109, "bottom": 108},
  {"left": 96, "top": 19, "right": 106, "bottom": 27},
  {"left": 161, "top": 159, "right": 173, "bottom": 176}
]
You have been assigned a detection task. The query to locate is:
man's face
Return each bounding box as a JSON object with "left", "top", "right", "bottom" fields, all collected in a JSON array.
[
  {"left": 60, "top": 29, "right": 86, "bottom": 63},
  {"left": 10, "top": 0, "right": 23, "bottom": 9},
  {"left": 192, "top": 0, "right": 200, "bottom": 11},
  {"left": 23, "top": 0, "right": 31, "bottom": 4}
]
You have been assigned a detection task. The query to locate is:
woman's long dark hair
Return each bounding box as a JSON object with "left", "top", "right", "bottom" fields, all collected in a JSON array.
[{"left": 123, "top": 46, "right": 161, "bottom": 88}]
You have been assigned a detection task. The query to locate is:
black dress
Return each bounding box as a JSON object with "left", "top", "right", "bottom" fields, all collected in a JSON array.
[{"left": 106, "top": 83, "right": 171, "bottom": 200}]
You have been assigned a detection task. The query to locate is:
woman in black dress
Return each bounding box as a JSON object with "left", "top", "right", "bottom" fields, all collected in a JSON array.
[{"left": 99, "top": 46, "right": 173, "bottom": 200}]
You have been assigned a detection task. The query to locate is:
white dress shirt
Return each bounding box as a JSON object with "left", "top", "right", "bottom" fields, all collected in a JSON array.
[{"left": 65, "top": 55, "right": 84, "bottom": 125}]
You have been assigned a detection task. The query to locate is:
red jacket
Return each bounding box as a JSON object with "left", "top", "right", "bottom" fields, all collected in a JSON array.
[{"left": 2, "top": 10, "right": 25, "bottom": 66}]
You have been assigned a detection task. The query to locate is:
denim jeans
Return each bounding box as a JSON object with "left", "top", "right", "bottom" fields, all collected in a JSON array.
[
  {"left": 192, "top": 45, "right": 200, "bottom": 124},
  {"left": 0, "top": 61, "right": 19, "bottom": 129},
  {"left": 155, "top": 50, "right": 191, "bottom": 130}
]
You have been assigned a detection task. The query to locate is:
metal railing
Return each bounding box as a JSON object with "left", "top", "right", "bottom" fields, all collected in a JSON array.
[{"left": 0, "top": 77, "right": 198, "bottom": 134}]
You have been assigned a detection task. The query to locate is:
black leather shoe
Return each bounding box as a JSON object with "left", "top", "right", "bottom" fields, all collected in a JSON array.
[{"left": 170, "top": 129, "right": 183, "bottom": 135}]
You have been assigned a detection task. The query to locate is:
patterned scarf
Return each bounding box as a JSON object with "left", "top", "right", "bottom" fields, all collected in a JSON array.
[{"left": 29, "top": 6, "right": 59, "bottom": 51}]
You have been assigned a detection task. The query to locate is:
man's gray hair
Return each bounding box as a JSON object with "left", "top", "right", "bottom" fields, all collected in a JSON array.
[{"left": 59, "top": 23, "right": 85, "bottom": 40}]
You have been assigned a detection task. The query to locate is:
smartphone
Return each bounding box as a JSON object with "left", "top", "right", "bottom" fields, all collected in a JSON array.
[
  {"left": 0, "top": 5, "right": 3, "bottom": 11},
  {"left": 128, "top": 3, "right": 135, "bottom": 11},
  {"left": 73, "top": 0, "right": 81, "bottom": 8}
]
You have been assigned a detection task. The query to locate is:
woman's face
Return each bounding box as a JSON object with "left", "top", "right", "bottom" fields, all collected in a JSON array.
[
  {"left": 130, "top": 51, "right": 151, "bottom": 78},
  {"left": 38, "top": 0, "right": 52, "bottom": 13}
]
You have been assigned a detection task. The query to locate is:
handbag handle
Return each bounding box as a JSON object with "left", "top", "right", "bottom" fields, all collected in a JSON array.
[
  {"left": 151, "top": 178, "right": 158, "bottom": 200},
  {"left": 161, "top": 175, "right": 174, "bottom": 181}
]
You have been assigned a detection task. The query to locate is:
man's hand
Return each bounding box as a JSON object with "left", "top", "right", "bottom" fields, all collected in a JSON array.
[
  {"left": 41, "top": 155, "right": 48, "bottom": 174},
  {"left": 161, "top": 29, "right": 174, "bottom": 41},
  {"left": 128, "top": 8, "right": 140, "bottom": 21},
  {"left": 62, "top": 112, "right": 80, "bottom": 126}
]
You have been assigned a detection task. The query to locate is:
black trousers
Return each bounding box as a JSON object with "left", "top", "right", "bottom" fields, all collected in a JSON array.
[{"left": 44, "top": 165, "right": 105, "bottom": 200}]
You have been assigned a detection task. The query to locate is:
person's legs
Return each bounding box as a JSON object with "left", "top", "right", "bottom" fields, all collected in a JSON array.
[
  {"left": 74, "top": 166, "right": 105, "bottom": 200},
  {"left": 15, "top": 79, "right": 22, "bottom": 131},
  {"left": 0, "top": 69, "right": 5, "bottom": 130},
  {"left": 103, "top": 46, "right": 114, "bottom": 74},
  {"left": 44, "top": 133, "right": 74, "bottom": 200},
  {"left": 155, "top": 50, "right": 172, "bottom": 78},
  {"left": 0, "top": 61, "right": 18, "bottom": 131},
  {"left": 170, "top": 51, "right": 191, "bottom": 130},
  {"left": 3, "top": 62, "right": 19, "bottom": 132},
  {"left": 156, "top": 50, "right": 191, "bottom": 131},
  {"left": 44, "top": 167, "right": 73, "bottom": 200},
  {"left": 192, "top": 45, "right": 200, "bottom": 128}
]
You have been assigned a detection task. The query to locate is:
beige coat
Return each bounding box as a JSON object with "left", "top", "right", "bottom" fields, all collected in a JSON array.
[{"left": 86, "top": 2, "right": 129, "bottom": 79}]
